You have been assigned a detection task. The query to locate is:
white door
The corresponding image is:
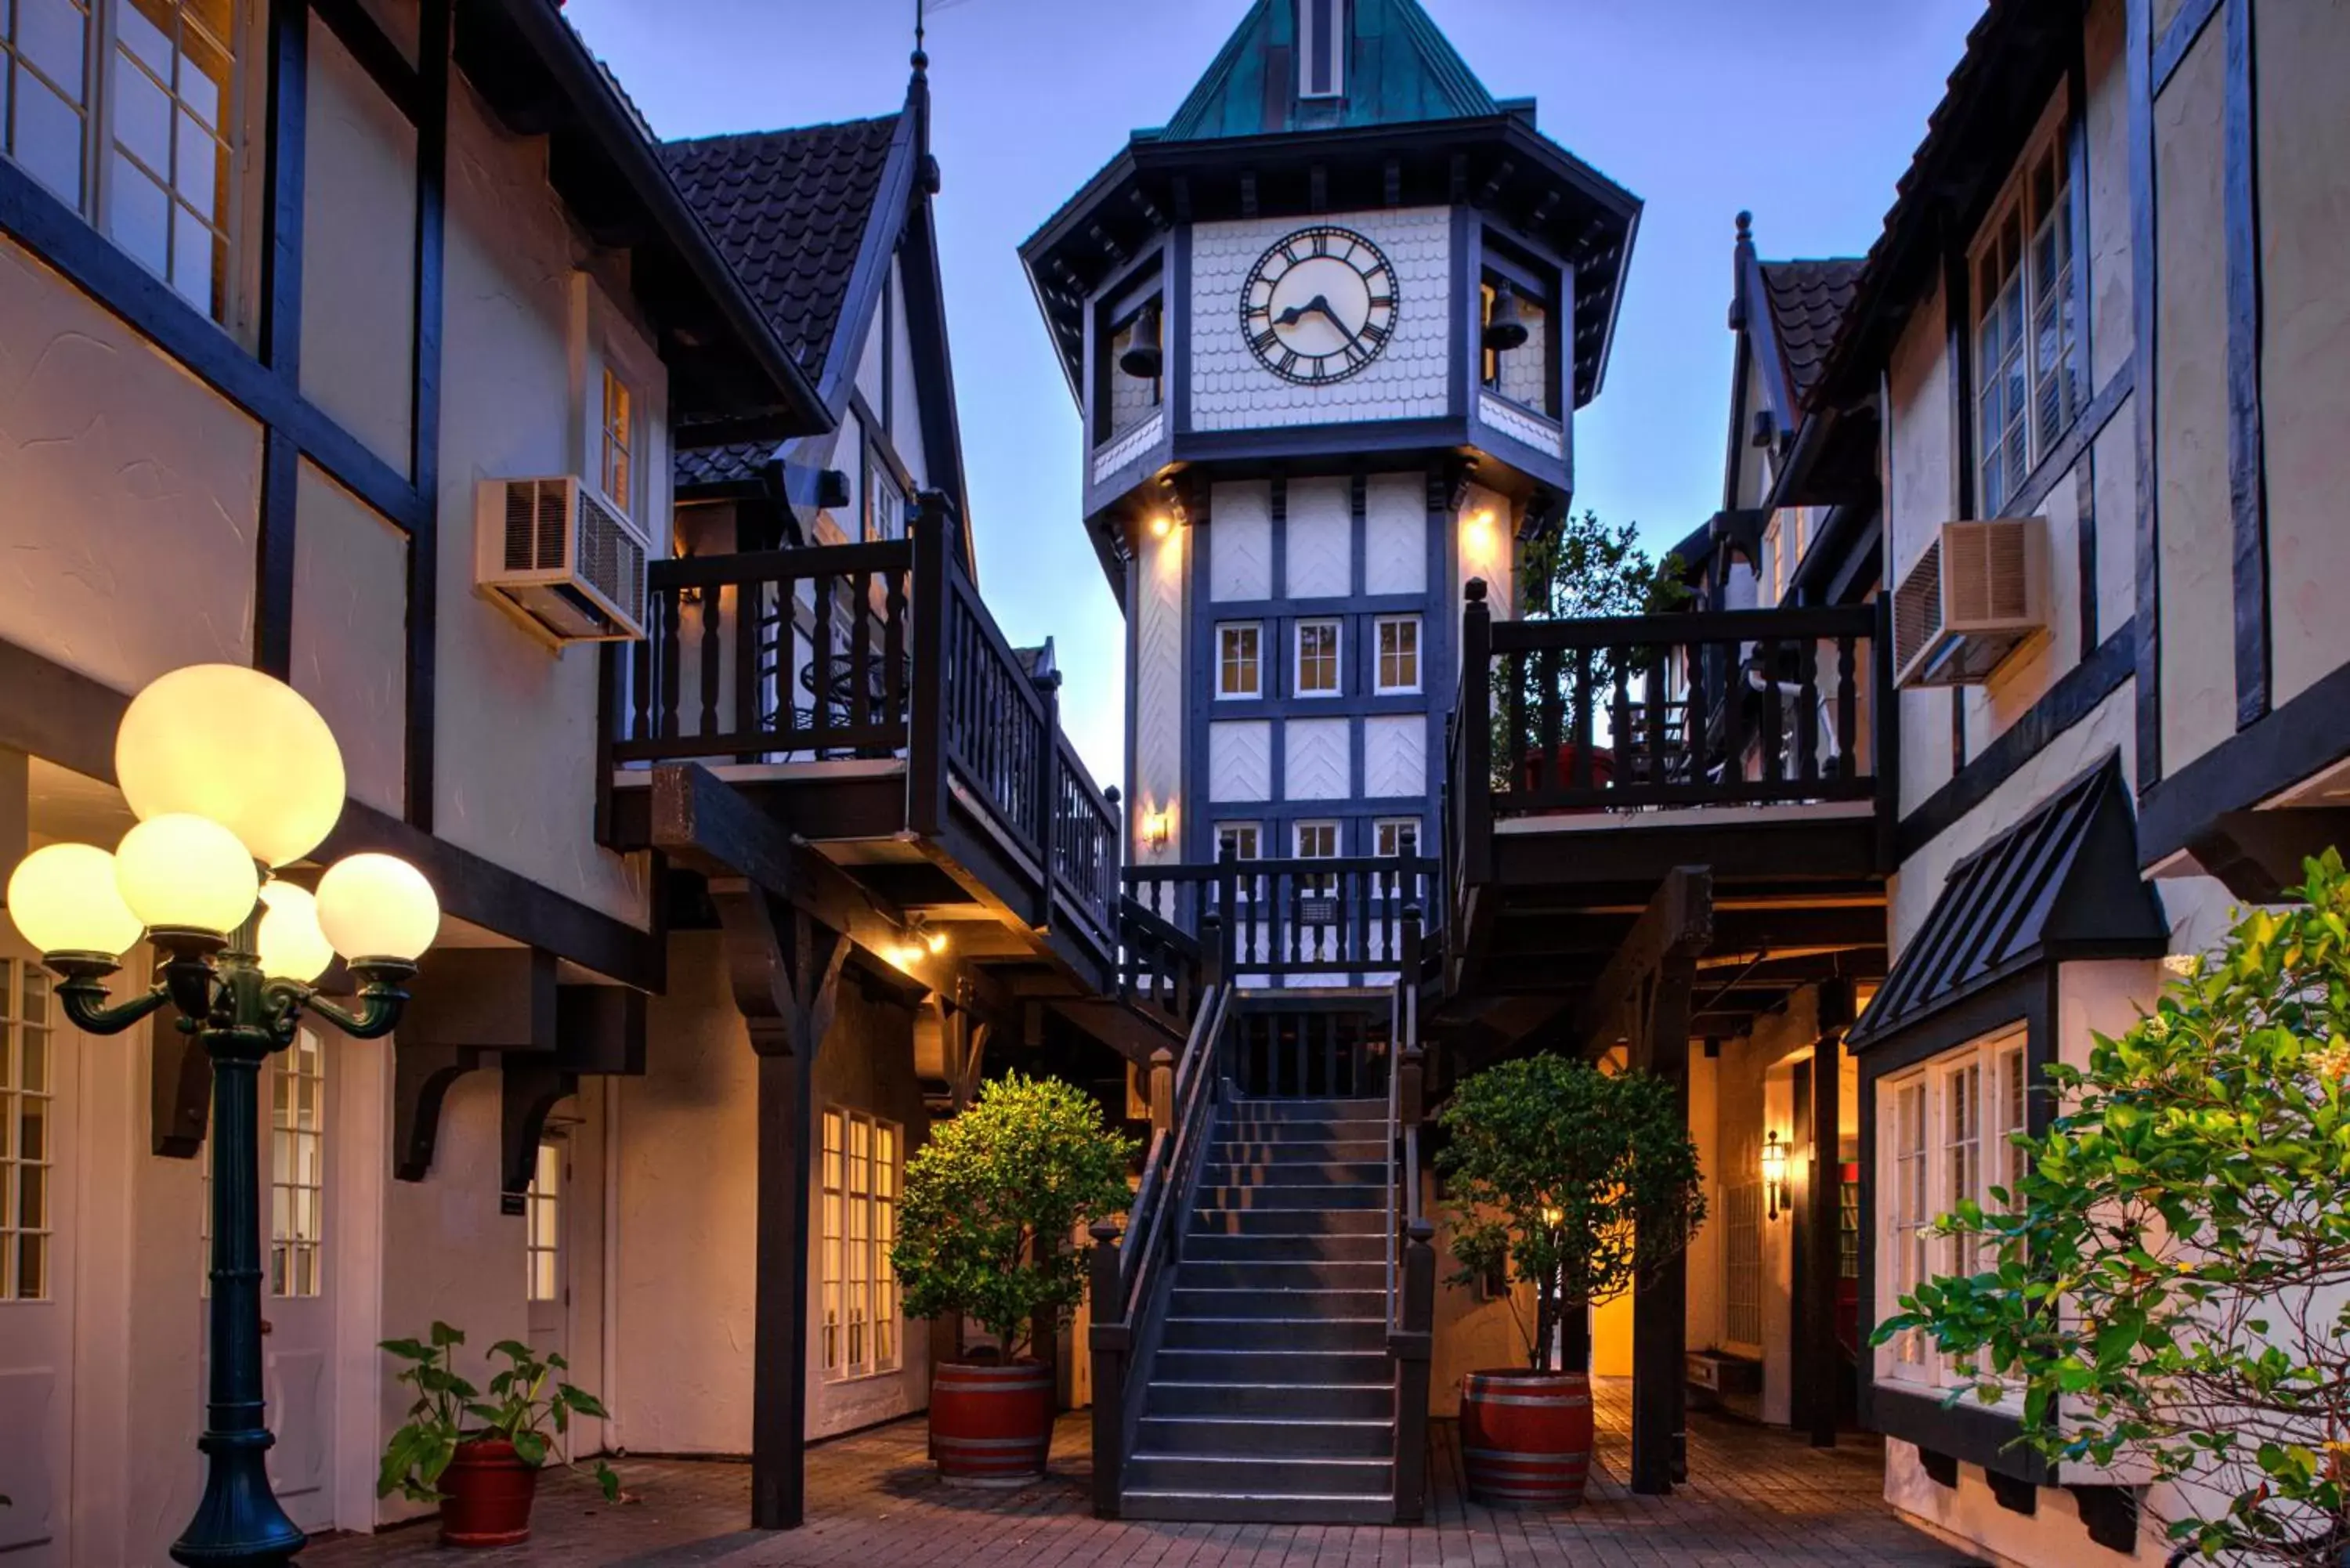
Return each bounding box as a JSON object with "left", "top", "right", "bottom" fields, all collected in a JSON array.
[
  {"left": 525, "top": 1136, "right": 568, "bottom": 1370},
  {"left": 0, "top": 950, "right": 73, "bottom": 1565},
  {"left": 262, "top": 1028, "right": 337, "bottom": 1532}
]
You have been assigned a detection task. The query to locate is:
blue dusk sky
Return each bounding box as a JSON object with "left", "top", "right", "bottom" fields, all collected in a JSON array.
[{"left": 567, "top": 0, "right": 1983, "bottom": 786}]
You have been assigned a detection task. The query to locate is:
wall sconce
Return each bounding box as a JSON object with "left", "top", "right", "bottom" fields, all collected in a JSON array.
[
  {"left": 1761, "top": 1129, "right": 1789, "bottom": 1219},
  {"left": 1149, "top": 514, "right": 1173, "bottom": 540},
  {"left": 909, "top": 916, "right": 949, "bottom": 956},
  {"left": 1143, "top": 807, "right": 1172, "bottom": 850}
]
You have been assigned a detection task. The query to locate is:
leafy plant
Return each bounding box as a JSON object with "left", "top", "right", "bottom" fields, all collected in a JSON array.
[
  {"left": 1876, "top": 849, "right": 2350, "bottom": 1566},
  {"left": 891, "top": 1071, "right": 1136, "bottom": 1360},
  {"left": 377, "top": 1322, "right": 618, "bottom": 1505},
  {"left": 1437, "top": 1055, "right": 1705, "bottom": 1372}
]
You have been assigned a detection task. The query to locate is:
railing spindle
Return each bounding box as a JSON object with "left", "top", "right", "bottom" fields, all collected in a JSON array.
[{"left": 1795, "top": 637, "right": 1820, "bottom": 782}]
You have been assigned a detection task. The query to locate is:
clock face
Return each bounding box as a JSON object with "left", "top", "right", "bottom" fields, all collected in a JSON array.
[{"left": 1239, "top": 225, "right": 1399, "bottom": 385}]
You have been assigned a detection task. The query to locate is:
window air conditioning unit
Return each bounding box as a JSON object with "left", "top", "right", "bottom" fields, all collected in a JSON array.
[
  {"left": 475, "top": 476, "right": 649, "bottom": 647},
  {"left": 1892, "top": 518, "right": 2048, "bottom": 689}
]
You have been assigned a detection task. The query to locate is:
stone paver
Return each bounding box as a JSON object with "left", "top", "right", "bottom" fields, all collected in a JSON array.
[{"left": 309, "top": 1380, "right": 1978, "bottom": 1566}]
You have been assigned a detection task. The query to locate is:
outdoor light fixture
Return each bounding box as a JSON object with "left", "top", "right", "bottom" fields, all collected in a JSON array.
[
  {"left": 1761, "top": 1129, "right": 1789, "bottom": 1220},
  {"left": 1143, "top": 807, "right": 1172, "bottom": 848},
  {"left": 909, "top": 916, "right": 949, "bottom": 956},
  {"left": 1149, "top": 514, "right": 1173, "bottom": 540},
  {"left": 3, "top": 663, "right": 438, "bottom": 1568}
]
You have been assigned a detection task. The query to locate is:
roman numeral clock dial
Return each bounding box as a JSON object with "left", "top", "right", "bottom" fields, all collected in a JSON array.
[{"left": 1239, "top": 224, "right": 1398, "bottom": 386}]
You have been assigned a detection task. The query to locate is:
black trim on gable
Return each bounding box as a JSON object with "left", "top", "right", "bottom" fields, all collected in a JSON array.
[
  {"left": 2128, "top": 0, "right": 2163, "bottom": 791},
  {"left": 2153, "top": 0, "right": 2222, "bottom": 93},
  {"left": 2222, "top": 0, "right": 2269, "bottom": 731},
  {"left": 312, "top": 0, "right": 421, "bottom": 120},
  {"left": 2137, "top": 654, "right": 2350, "bottom": 872},
  {"left": 407, "top": 0, "right": 450, "bottom": 829},
  {"left": 255, "top": 0, "right": 309, "bottom": 680}
]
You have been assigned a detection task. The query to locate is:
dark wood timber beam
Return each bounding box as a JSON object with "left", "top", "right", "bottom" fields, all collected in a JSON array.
[
  {"left": 1806, "top": 980, "right": 1855, "bottom": 1449},
  {"left": 1629, "top": 889, "right": 1701, "bottom": 1497},
  {"left": 1577, "top": 867, "right": 1714, "bottom": 1054}
]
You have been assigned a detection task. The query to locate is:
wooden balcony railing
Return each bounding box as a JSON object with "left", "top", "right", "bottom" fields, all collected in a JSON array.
[
  {"left": 1123, "top": 854, "right": 1441, "bottom": 984},
  {"left": 1451, "top": 579, "right": 1892, "bottom": 829},
  {"left": 603, "top": 504, "right": 1120, "bottom": 959}
]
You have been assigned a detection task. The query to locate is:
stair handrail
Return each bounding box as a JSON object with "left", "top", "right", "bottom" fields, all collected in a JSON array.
[
  {"left": 1088, "top": 956, "right": 1232, "bottom": 1519},
  {"left": 1386, "top": 904, "right": 1434, "bottom": 1524}
]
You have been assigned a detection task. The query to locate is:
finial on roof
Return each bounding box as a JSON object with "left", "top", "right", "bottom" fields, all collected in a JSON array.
[{"left": 1736, "top": 210, "right": 1753, "bottom": 244}]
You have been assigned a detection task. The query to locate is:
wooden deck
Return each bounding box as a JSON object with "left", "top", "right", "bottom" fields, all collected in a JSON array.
[{"left": 307, "top": 1380, "right": 1975, "bottom": 1566}]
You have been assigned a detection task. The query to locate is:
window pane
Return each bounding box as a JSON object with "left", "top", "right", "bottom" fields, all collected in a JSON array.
[
  {"left": 113, "top": 51, "right": 171, "bottom": 175},
  {"left": 20, "top": 1234, "right": 45, "bottom": 1299},
  {"left": 18, "top": 0, "right": 89, "bottom": 98},
  {"left": 106, "top": 154, "right": 171, "bottom": 273},
  {"left": 14, "top": 72, "right": 85, "bottom": 205},
  {"left": 179, "top": 20, "right": 232, "bottom": 131}
]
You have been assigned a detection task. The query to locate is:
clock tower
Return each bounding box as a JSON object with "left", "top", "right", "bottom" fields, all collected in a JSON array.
[{"left": 1022, "top": 0, "right": 1640, "bottom": 896}]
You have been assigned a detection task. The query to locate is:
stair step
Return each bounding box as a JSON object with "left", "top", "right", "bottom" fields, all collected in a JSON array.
[
  {"left": 1221, "top": 1097, "right": 1389, "bottom": 1122},
  {"left": 1181, "top": 1231, "right": 1386, "bottom": 1262},
  {"left": 1136, "top": 1414, "right": 1394, "bottom": 1458},
  {"left": 1170, "top": 1286, "right": 1385, "bottom": 1321},
  {"left": 1117, "top": 1490, "right": 1395, "bottom": 1524},
  {"left": 1188, "top": 1207, "right": 1386, "bottom": 1236},
  {"left": 1175, "top": 1259, "right": 1388, "bottom": 1290},
  {"left": 1196, "top": 1183, "right": 1386, "bottom": 1211},
  {"left": 1143, "top": 1381, "right": 1394, "bottom": 1420},
  {"left": 1162, "top": 1315, "right": 1386, "bottom": 1351},
  {"left": 1151, "top": 1348, "right": 1391, "bottom": 1385},
  {"left": 1198, "top": 1159, "right": 1390, "bottom": 1186},
  {"left": 1123, "top": 1452, "right": 1393, "bottom": 1496},
  {"left": 1210, "top": 1136, "right": 1390, "bottom": 1162},
  {"left": 1217, "top": 1115, "right": 1389, "bottom": 1139}
]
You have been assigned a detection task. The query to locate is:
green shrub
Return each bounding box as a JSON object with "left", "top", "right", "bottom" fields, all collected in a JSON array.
[
  {"left": 1438, "top": 1054, "right": 1705, "bottom": 1371},
  {"left": 891, "top": 1071, "right": 1135, "bottom": 1360},
  {"left": 377, "top": 1322, "right": 616, "bottom": 1503}
]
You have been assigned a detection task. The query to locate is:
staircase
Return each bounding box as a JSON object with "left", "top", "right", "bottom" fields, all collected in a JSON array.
[{"left": 1121, "top": 1093, "right": 1395, "bottom": 1522}]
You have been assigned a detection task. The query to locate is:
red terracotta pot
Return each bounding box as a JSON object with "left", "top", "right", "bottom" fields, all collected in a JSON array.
[
  {"left": 1461, "top": 1369, "right": 1595, "bottom": 1508},
  {"left": 437, "top": 1438, "right": 539, "bottom": 1548},
  {"left": 929, "top": 1360, "right": 1054, "bottom": 1487}
]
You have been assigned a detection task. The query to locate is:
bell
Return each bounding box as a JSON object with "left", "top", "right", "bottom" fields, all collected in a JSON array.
[
  {"left": 1482, "top": 280, "right": 1531, "bottom": 353},
  {"left": 1118, "top": 302, "right": 1164, "bottom": 380}
]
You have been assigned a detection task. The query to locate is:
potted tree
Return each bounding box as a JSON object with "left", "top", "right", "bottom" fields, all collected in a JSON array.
[
  {"left": 1438, "top": 1054, "right": 1705, "bottom": 1507},
  {"left": 377, "top": 1322, "right": 617, "bottom": 1546},
  {"left": 891, "top": 1071, "right": 1134, "bottom": 1487}
]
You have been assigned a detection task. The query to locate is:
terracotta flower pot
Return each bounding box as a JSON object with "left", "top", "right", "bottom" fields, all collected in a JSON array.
[
  {"left": 1460, "top": 1368, "right": 1596, "bottom": 1508},
  {"left": 437, "top": 1438, "right": 539, "bottom": 1547},
  {"left": 928, "top": 1359, "right": 1054, "bottom": 1487}
]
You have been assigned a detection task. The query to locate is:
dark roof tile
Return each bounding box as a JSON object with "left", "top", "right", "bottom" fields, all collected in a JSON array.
[{"left": 1757, "top": 258, "right": 1864, "bottom": 405}]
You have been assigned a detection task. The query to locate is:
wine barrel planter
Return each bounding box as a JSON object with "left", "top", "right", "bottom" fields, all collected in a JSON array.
[
  {"left": 1460, "top": 1369, "right": 1595, "bottom": 1508},
  {"left": 929, "top": 1360, "right": 1054, "bottom": 1487},
  {"left": 437, "top": 1438, "right": 540, "bottom": 1547}
]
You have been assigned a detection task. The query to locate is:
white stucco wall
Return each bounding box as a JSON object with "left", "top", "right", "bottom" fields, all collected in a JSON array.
[
  {"left": 1363, "top": 472, "right": 1426, "bottom": 595},
  {"left": 291, "top": 461, "right": 409, "bottom": 815},
  {"left": 0, "top": 235, "right": 262, "bottom": 692},
  {"left": 299, "top": 13, "right": 418, "bottom": 475},
  {"left": 431, "top": 78, "right": 656, "bottom": 926},
  {"left": 1131, "top": 519, "right": 1187, "bottom": 863},
  {"left": 1188, "top": 207, "right": 1452, "bottom": 433},
  {"left": 1283, "top": 476, "right": 1350, "bottom": 600},
  {"left": 2253, "top": 0, "right": 2350, "bottom": 710},
  {"left": 2083, "top": 0, "right": 2132, "bottom": 394},
  {"left": 1208, "top": 481, "right": 1271, "bottom": 602}
]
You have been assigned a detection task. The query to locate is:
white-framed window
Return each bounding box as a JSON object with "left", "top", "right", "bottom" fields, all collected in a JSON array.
[
  {"left": 1295, "top": 619, "right": 1341, "bottom": 697},
  {"left": 1878, "top": 1026, "right": 2030, "bottom": 1392},
  {"left": 269, "top": 1027, "right": 324, "bottom": 1299},
  {"left": 1373, "top": 818, "right": 1418, "bottom": 859},
  {"left": 1294, "top": 818, "right": 1339, "bottom": 897},
  {"left": 866, "top": 450, "right": 904, "bottom": 541},
  {"left": 1215, "top": 821, "right": 1260, "bottom": 862},
  {"left": 600, "top": 367, "right": 634, "bottom": 518},
  {"left": 1374, "top": 614, "right": 1420, "bottom": 694},
  {"left": 1972, "top": 95, "right": 2077, "bottom": 515},
  {"left": 1217, "top": 623, "right": 1262, "bottom": 699},
  {"left": 525, "top": 1140, "right": 561, "bottom": 1304},
  {"left": 1296, "top": 0, "right": 1343, "bottom": 99},
  {"left": 0, "top": 958, "right": 53, "bottom": 1302},
  {"left": 821, "top": 1107, "right": 900, "bottom": 1380},
  {"left": 3, "top": 1, "right": 257, "bottom": 327}
]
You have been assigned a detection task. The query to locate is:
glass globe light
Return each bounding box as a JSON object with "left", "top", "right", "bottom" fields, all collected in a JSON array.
[
  {"left": 115, "top": 664, "right": 347, "bottom": 867},
  {"left": 314, "top": 852, "right": 439, "bottom": 963},
  {"left": 5, "top": 843, "right": 145, "bottom": 956},
  {"left": 256, "top": 882, "right": 335, "bottom": 985},
  {"left": 114, "top": 814, "right": 261, "bottom": 935}
]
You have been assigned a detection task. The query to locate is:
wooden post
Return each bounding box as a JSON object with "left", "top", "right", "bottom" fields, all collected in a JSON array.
[
  {"left": 1032, "top": 667, "right": 1062, "bottom": 927},
  {"left": 907, "top": 495, "right": 950, "bottom": 838},
  {"left": 1391, "top": 1219, "right": 1436, "bottom": 1523},
  {"left": 1872, "top": 594, "right": 1899, "bottom": 872},
  {"left": 1087, "top": 1220, "right": 1127, "bottom": 1518},
  {"left": 1807, "top": 981, "right": 1853, "bottom": 1448},
  {"left": 1148, "top": 1048, "right": 1175, "bottom": 1133},
  {"left": 1459, "top": 580, "right": 1495, "bottom": 886}
]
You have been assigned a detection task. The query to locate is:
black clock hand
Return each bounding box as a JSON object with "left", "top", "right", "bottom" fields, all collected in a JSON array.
[{"left": 1274, "top": 294, "right": 1344, "bottom": 330}]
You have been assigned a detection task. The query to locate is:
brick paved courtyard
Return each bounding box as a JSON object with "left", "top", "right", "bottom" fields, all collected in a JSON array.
[{"left": 308, "top": 1382, "right": 1977, "bottom": 1566}]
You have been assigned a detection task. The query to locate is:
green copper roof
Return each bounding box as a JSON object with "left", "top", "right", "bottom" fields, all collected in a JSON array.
[{"left": 1154, "top": 0, "right": 1502, "bottom": 143}]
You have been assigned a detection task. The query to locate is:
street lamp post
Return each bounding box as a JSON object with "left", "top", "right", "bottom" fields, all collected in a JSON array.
[{"left": 4, "top": 665, "right": 439, "bottom": 1568}]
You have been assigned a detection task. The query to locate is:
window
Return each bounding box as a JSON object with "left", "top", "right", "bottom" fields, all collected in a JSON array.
[
  {"left": 1102, "top": 296, "right": 1163, "bottom": 439},
  {"left": 866, "top": 453, "right": 903, "bottom": 542},
  {"left": 525, "top": 1141, "right": 561, "bottom": 1304},
  {"left": 1941, "top": 1058, "right": 1983, "bottom": 1279},
  {"left": 3, "top": 1, "right": 251, "bottom": 324},
  {"left": 1723, "top": 1181, "right": 1762, "bottom": 1349},
  {"left": 1479, "top": 270, "right": 1553, "bottom": 415},
  {"left": 1993, "top": 1039, "right": 2029, "bottom": 1201},
  {"left": 1375, "top": 615, "right": 1419, "bottom": 694},
  {"left": 1296, "top": 0, "right": 1343, "bottom": 99},
  {"left": 269, "top": 1028, "right": 323, "bottom": 1299},
  {"left": 1294, "top": 818, "right": 1339, "bottom": 897},
  {"left": 1215, "top": 821, "right": 1260, "bottom": 862},
  {"left": 1373, "top": 818, "right": 1418, "bottom": 859},
  {"left": 0, "top": 959, "right": 52, "bottom": 1301},
  {"left": 1217, "top": 623, "right": 1262, "bottom": 699},
  {"left": 1295, "top": 619, "right": 1340, "bottom": 697},
  {"left": 600, "top": 368, "right": 634, "bottom": 516},
  {"left": 1889, "top": 1078, "right": 1929, "bottom": 1371},
  {"left": 1972, "top": 103, "right": 2077, "bottom": 514},
  {"left": 821, "top": 1107, "right": 901, "bottom": 1379}
]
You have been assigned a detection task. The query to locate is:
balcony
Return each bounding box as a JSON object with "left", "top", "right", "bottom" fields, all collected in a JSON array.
[
  {"left": 597, "top": 514, "right": 1123, "bottom": 995},
  {"left": 1443, "top": 585, "right": 1893, "bottom": 1030}
]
